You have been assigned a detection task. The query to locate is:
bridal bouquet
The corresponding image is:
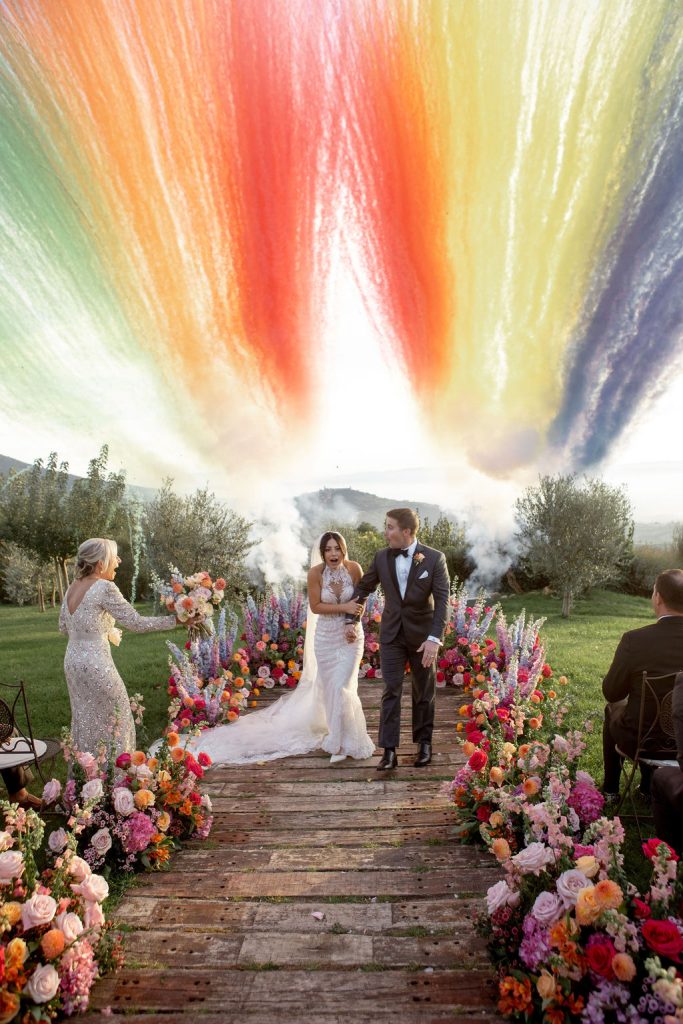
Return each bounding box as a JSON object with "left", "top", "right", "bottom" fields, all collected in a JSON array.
[
  {"left": 151, "top": 566, "right": 225, "bottom": 633},
  {"left": 0, "top": 802, "right": 121, "bottom": 1020}
]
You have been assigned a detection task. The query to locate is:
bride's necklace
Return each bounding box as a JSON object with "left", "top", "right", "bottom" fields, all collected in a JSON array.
[{"left": 323, "top": 563, "right": 348, "bottom": 585}]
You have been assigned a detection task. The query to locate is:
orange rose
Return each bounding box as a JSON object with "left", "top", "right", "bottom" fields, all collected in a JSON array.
[
  {"left": 171, "top": 747, "right": 185, "bottom": 763},
  {"left": 612, "top": 953, "right": 636, "bottom": 982},
  {"left": 489, "top": 766, "right": 504, "bottom": 785},
  {"left": 0, "top": 993, "right": 19, "bottom": 1022},
  {"left": 459, "top": 705, "right": 469, "bottom": 717},
  {"left": 594, "top": 879, "right": 623, "bottom": 910},
  {"left": 492, "top": 838, "right": 511, "bottom": 861},
  {"left": 529, "top": 717, "right": 541, "bottom": 730},
  {"left": 131, "top": 750, "right": 146, "bottom": 766},
  {"left": 547, "top": 690, "right": 557, "bottom": 699},
  {"left": 147, "top": 757, "right": 158, "bottom": 772},
  {"left": 2, "top": 901, "right": 22, "bottom": 927},
  {"left": 228, "top": 710, "right": 239, "bottom": 722},
  {"left": 522, "top": 777, "right": 540, "bottom": 796},
  {"left": 134, "top": 789, "right": 155, "bottom": 810},
  {"left": 518, "top": 744, "right": 530, "bottom": 757},
  {"left": 166, "top": 732, "right": 180, "bottom": 748},
  {"left": 462, "top": 741, "right": 476, "bottom": 757},
  {"left": 41, "top": 929, "right": 66, "bottom": 959},
  {"left": 575, "top": 886, "right": 601, "bottom": 925},
  {"left": 172, "top": 582, "right": 184, "bottom": 593},
  {"left": 156, "top": 812, "right": 171, "bottom": 832}
]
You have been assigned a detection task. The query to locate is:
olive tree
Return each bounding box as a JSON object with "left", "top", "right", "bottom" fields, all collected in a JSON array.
[{"left": 515, "top": 474, "right": 634, "bottom": 617}]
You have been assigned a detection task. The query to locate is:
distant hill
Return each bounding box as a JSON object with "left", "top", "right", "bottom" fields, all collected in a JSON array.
[
  {"left": 633, "top": 521, "right": 678, "bottom": 546},
  {"left": 294, "top": 487, "right": 448, "bottom": 533}
]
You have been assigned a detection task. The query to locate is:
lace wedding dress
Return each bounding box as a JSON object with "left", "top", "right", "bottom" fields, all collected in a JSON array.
[
  {"left": 187, "top": 564, "right": 375, "bottom": 765},
  {"left": 59, "top": 579, "right": 176, "bottom": 755}
]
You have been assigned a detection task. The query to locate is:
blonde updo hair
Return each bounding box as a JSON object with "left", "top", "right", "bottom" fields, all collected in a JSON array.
[{"left": 75, "top": 538, "right": 118, "bottom": 579}]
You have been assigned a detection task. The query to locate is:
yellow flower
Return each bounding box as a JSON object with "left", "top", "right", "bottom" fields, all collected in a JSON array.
[
  {"left": 575, "top": 886, "right": 601, "bottom": 925},
  {"left": 489, "top": 811, "right": 504, "bottom": 828},
  {"left": 156, "top": 811, "right": 171, "bottom": 832},
  {"left": 489, "top": 767, "right": 504, "bottom": 786},
  {"left": 6, "top": 937, "right": 28, "bottom": 964},
  {"left": 575, "top": 855, "right": 599, "bottom": 879},
  {"left": 2, "top": 902, "right": 22, "bottom": 927}
]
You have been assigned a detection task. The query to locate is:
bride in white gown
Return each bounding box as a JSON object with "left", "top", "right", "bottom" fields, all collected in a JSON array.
[{"left": 187, "top": 533, "right": 376, "bottom": 766}]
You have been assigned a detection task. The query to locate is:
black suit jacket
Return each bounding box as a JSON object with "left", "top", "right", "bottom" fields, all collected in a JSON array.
[
  {"left": 602, "top": 616, "right": 683, "bottom": 737},
  {"left": 353, "top": 543, "right": 450, "bottom": 649}
]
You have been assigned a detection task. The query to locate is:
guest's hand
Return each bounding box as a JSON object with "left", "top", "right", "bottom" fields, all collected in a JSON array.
[{"left": 417, "top": 639, "right": 439, "bottom": 669}]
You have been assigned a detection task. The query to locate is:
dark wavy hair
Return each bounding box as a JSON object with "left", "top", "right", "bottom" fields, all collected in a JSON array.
[{"left": 319, "top": 531, "right": 348, "bottom": 561}]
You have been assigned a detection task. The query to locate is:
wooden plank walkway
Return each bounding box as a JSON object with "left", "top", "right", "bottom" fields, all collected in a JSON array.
[{"left": 85, "top": 684, "right": 503, "bottom": 1023}]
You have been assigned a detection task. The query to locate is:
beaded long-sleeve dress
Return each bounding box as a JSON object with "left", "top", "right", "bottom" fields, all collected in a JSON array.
[{"left": 59, "top": 579, "right": 175, "bottom": 755}]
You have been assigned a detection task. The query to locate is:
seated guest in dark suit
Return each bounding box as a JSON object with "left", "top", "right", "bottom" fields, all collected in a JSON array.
[
  {"left": 651, "top": 674, "right": 683, "bottom": 853},
  {"left": 602, "top": 569, "right": 683, "bottom": 800}
]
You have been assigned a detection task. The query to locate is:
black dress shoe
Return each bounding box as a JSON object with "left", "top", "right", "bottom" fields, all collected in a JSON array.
[
  {"left": 414, "top": 742, "right": 432, "bottom": 768},
  {"left": 377, "top": 749, "right": 398, "bottom": 771}
]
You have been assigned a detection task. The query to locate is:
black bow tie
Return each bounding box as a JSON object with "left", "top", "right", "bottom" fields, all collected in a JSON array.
[{"left": 391, "top": 548, "right": 410, "bottom": 559}]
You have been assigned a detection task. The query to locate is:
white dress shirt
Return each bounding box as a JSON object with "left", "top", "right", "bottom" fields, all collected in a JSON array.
[{"left": 394, "top": 540, "right": 441, "bottom": 647}]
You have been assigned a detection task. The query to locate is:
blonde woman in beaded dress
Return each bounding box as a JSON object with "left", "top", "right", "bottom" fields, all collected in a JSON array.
[
  {"left": 187, "top": 532, "right": 375, "bottom": 766},
  {"left": 59, "top": 538, "right": 181, "bottom": 755}
]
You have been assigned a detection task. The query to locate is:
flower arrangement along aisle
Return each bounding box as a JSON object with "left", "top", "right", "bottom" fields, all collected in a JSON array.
[
  {"left": 358, "top": 592, "right": 384, "bottom": 679},
  {"left": 165, "top": 609, "right": 253, "bottom": 734},
  {"left": 41, "top": 730, "right": 213, "bottom": 873},
  {"left": 240, "top": 586, "right": 307, "bottom": 692},
  {"left": 151, "top": 566, "right": 226, "bottom": 636},
  {"left": 436, "top": 583, "right": 500, "bottom": 688},
  {"left": 0, "top": 801, "right": 121, "bottom": 1020}
]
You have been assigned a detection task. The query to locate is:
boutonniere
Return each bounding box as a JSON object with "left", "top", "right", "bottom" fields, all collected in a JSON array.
[{"left": 413, "top": 552, "right": 425, "bottom": 565}]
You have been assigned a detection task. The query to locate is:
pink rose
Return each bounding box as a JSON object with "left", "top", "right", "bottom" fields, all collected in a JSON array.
[
  {"left": 113, "top": 787, "right": 135, "bottom": 817},
  {"left": 76, "top": 751, "right": 98, "bottom": 779},
  {"left": 531, "top": 890, "right": 563, "bottom": 926},
  {"left": 81, "top": 779, "right": 104, "bottom": 802},
  {"left": 25, "top": 963, "right": 60, "bottom": 1003},
  {"left": 42, "top": 779, "right": 62, "bottom": 804},
  {"left": 55, "top": 911, "right": 84, "bottom": 943},
  {"left": 83, "top": 901, "right": 106, "bottom": 929},
  {"left": 0, "top": 850, "right": 24, "bottom": 885},
  {"left": 90, "top": 828, "right": 112, "bottom": 857},
  {"left": 48, "top": 829, "right": 68, "bottom": 854},
  {"left": 72, "top": 872, "right": 109, "bottom": 903},
  {"left": 21, "top": 892, "right": 57, "bottom": 931},
  {"left": 556, "top": 869, "right": 592, "bottom": 908},
  {"left": 115, "top": 753, "right": 132, "bottom": 769},
  {"left": 511, "top": 842, "right": 555, "bottom": 875},
  {"left": 486, "top": 879, "right": 520, "bottom": 915},
  {"left": 68, "top": 856, "right": 91, "bottom": 882}
]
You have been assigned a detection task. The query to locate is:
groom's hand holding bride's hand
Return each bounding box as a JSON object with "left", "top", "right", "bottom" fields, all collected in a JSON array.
[
  {"left": 341, "top": 601, "right": 364, "bottom": 617},
  {"left": 417, "top": 639, "right": 439, "bottom": 668}
]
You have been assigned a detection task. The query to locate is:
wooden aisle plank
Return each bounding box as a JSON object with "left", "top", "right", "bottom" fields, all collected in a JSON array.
[{"left": 85, "top": 686, "right": 504, "bottom": 1022}]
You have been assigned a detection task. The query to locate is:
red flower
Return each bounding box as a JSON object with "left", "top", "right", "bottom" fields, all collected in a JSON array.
[
  {"left": 541, "top": 664, "right": 553, "bottom": 678},
  {"left": 476, "top": 805, "right": 492, "bottom": 822},
  {"left": 496, "top": 708, "right": 510, "bottom": 721},
  {"left": 272, "top": 668, "right": 284, "bottom": 679},
  {"left": 285, "top": 678, "right": 296, "bottom": 688},
  {"left": 436, "top": 671, "right": 445, "bottom": 682},
  {"left": 642, "top": 919, "right": 683, "bottom": 961},
  {"left": 586, "top": 935, "right": 616, "bottom": 979},
  {"left": 468, "top": 750, "right": 488, "bottom": 771},
  {"left": 366, "top": 669, "right": 376, "bottom": 679},
  {"left": 197, "top": 752, "right": 212, "bottom": 767},
  {"left": 467, "top": 730, "right": 484, "bottom": 746},
  {"left": 189, "top": 790, "right": 202, "bottom": 805},
  {"left": 642, "top": 838, "right": 679, "bottom": 862},
  {"left": 643, "top": 921, "right": 679, "bottom": 958},
  {"left": 115, "top": 753, "right": 131, "bottom": 769},
  {"left": 438, "top": 659, "right": 448, "bottom": 669},
  {"left": 632, "top": 898, "right": 651, "bottom": 919},
  {"left": 185, "top": 641, "right": 191, "bottom": 650},
  {"left": 194, "top": 699, "right": 206, "bottom": 711}
]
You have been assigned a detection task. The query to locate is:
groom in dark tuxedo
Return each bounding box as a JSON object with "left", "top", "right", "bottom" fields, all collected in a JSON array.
[{"left": 346, "top": 508, "right": 450, "bottom": 769}]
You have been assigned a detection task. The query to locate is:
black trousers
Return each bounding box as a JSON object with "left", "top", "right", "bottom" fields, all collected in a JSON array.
[
  {"left": 651, "top": 767, "right": 683, "bottom": 854},
  {"left": 378, "top": 630, "right": 435, "bottom": 749},
  {"left": 1, "top": 765, "right": 27, "bottom": 796},
  {"left": 602, "top": 700, "right": 653, "bottom": 793}
]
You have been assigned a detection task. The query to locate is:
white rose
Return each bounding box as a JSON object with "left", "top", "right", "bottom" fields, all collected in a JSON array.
[
  {"left": 73, "top": 873, "right": 109, "bottom": 903},
  {"left": 68, "top": 856, "right": 92, "bottom": 882},
  {"left": 511, "top": 842, "right": 555, "bottom": 875},
  {"left": 42, "top": 779, "right": 62, "bottom": 804},
  {"left": 48, "top": 828, "right": 68, "bottom": 853},
  {"left": 132, "top": 764, "right": 154, "bottom": 785},
  {"left": 201, "top": 794, "right": 213, "bottom": 812},
  {"left": 55, "top": 911, "right": 84, "bottom": 943},
  {"left": 113, "top": 787, "right": 135, "bottom": 816},
  {"left": 90, "top": 828, "right": 112, "bottom": 857},
  {"left": 21, "top": 892, "right": 57, "bottom": 931},
  {"left": 531, "top": 890, "right": 563, "bottom": 926},
  {"left": 83, "top": 901, "right": 106, "bottom": 929},
  {"left": 0, "top": 830, "right": 12, "bottom": 852},
  {"left": 81, "top": 779, "right": 104, "bottom": 802},
  {"left": 486, "top": 879, "right": 520, "bottom": 916},
  {"left": 0, "top": 850, "right": 24, "bottom": 884},
  {"left": 25, "top": 963, "right": 60, "bottom": 1004},
  {"left": 556, "top": 869, "right": 592, "bottom": 908}
]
